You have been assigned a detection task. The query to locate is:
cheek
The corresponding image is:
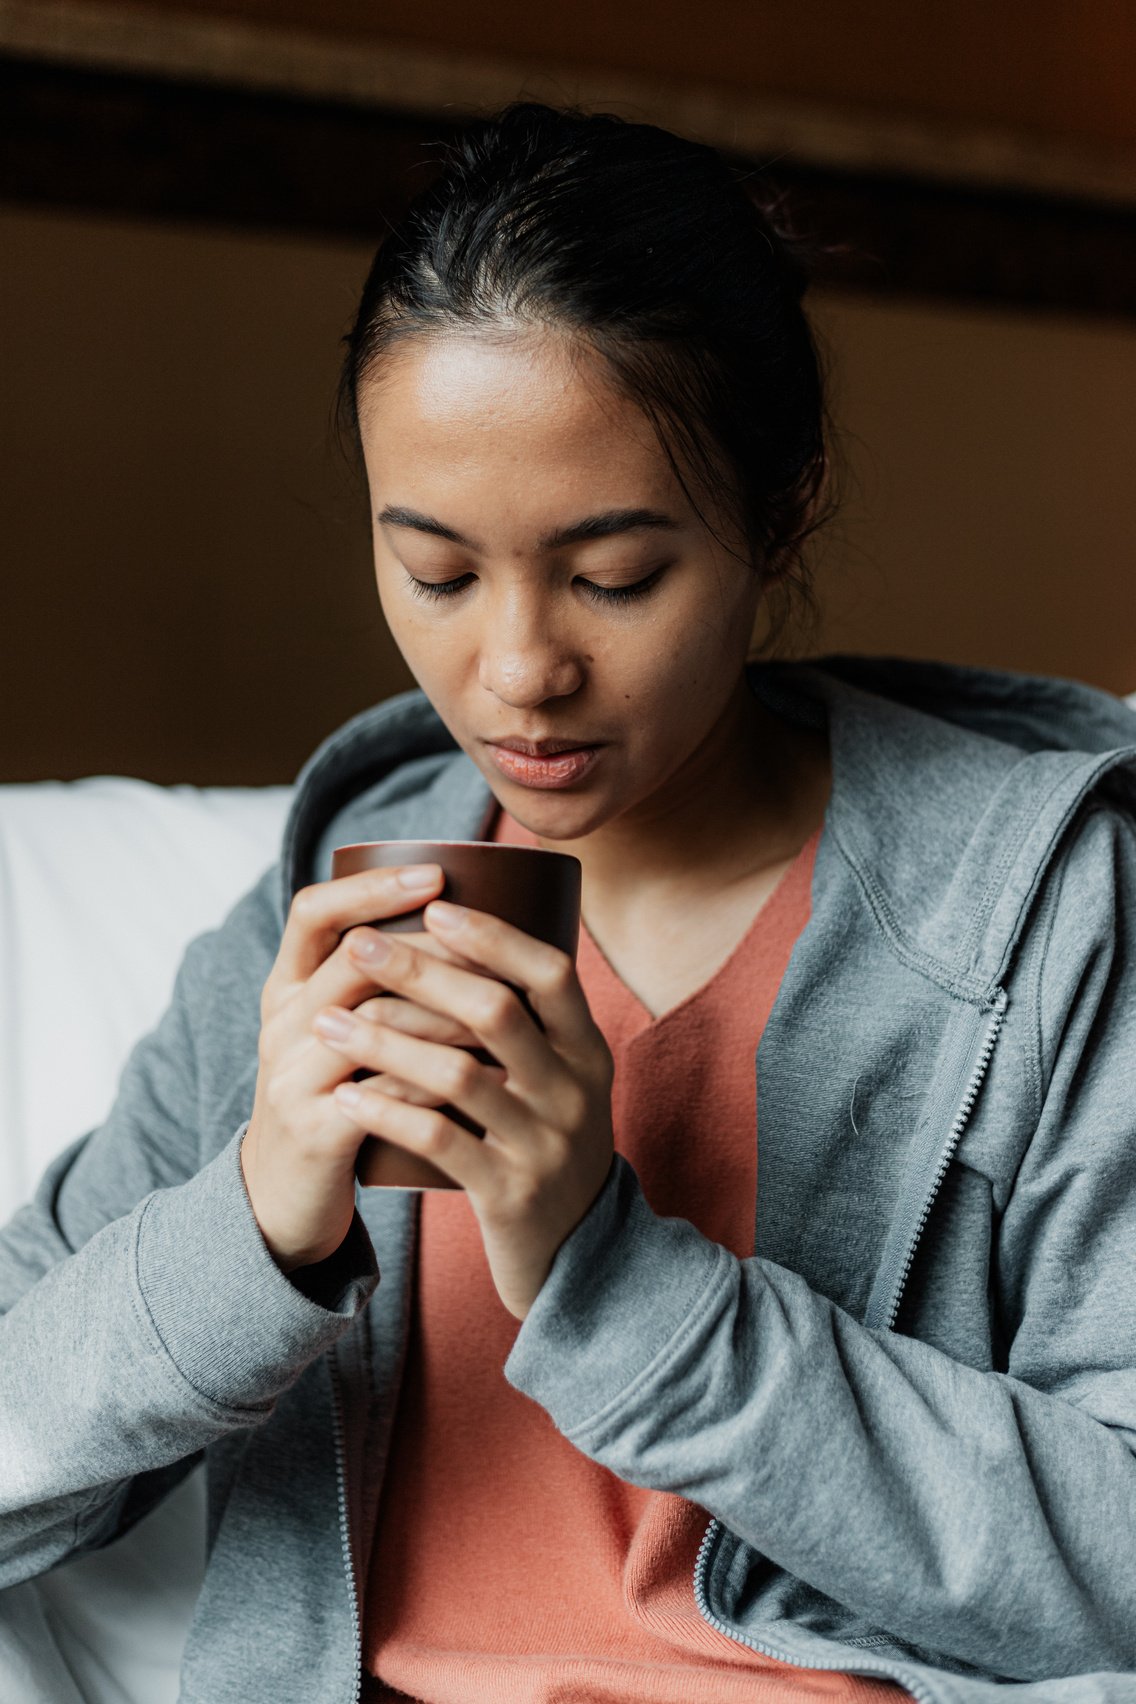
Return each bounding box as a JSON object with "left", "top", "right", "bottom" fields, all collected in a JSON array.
[
  {"left": 391, "top": 616, "right": 467, "bottom": 689},
  {"left": 599, "top": 602, "right": 754, "bottom": 753},
  {"left": 374, "top": 559, "right": 453, "bottom": 667},
  {"left": 612, "top": 604, "right": 744, "bottom": 706},
  {"left": 384, "top": 610, "right": 488, "bottom": 729}
]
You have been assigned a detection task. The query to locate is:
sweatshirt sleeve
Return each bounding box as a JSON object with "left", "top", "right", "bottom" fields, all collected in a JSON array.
[
  {"left": 0, "top": 876, "right": 379, "bottom": 1589},
  {"left": 503, "top": 804, "right": 1136, "bottom": 1684}
]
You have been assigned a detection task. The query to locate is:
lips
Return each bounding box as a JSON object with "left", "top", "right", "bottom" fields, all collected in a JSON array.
[
  {"left": 489, "top": 737, "right": 596, "bottom": 756},
  {"left": 485, "top": 739, "right": 603, "bottom": 790}
]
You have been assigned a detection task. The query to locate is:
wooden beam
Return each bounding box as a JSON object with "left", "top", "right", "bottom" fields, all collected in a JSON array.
[
  {"left": 4, "top": 0, "right": 1136, "bottom": 208},
  {"left": 2, "top": 53, "right": 1135, "bottom": 320}
]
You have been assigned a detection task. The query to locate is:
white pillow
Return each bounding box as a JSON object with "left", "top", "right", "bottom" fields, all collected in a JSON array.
[
  {"left": 0, "top": 775, "right": 292, "bottom": 1219},
  {"left": 0, "top": 776, "right": 292, "bottom": 1704}
]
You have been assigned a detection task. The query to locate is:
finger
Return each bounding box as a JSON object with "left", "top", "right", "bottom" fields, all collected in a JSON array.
[
  {"left": 285, "top": 965, "right": 486, "bottom": 1106},
  {"left": 300, "top": 925, "right": 488, "bottom": 1039},
  {"left": 395, "top": 929, "right": 486, "bottom": 972},
  {"left": 270, "top": 996, "right": 455, "bottom": 1105},
  {"left": 343, "top": 930, "right": 558, "bottom": 1096},
  {"left": 287, "top": 1023, "right": 454, "bottom": 1107},
  {"left": 333, "top": 1081, "right": 493, "bottom": 1194},
  {"left": 351, "top": 1059, "right": 508, "bottom": 1106},
  {"left": 355, "top": 995, "right": 482, "bottom": 1049},
  {"left": 277, "top": 864, "right": 444, "bottom": 986},
  {"left": 421, "top": 902, "right": 597, "bottom": 1057},
  {"left": 349, "top": 1070, "right": 446, "bottom": 1109},
  {"left": 316, "top": 1010, "right": 532, "bottom": 1142},
  {"left": 261, "top": 1039, "right": 372, "bottom": 1162}
]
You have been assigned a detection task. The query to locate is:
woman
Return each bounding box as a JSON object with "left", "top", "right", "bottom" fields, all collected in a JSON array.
[{"left": 3, "top": 102, "right": 1135, "bottom": 1704}]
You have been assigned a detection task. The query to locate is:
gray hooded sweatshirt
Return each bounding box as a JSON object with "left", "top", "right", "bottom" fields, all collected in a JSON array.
[{"left": 2, "top": 656, "right": 1135, "bottom": 1704}]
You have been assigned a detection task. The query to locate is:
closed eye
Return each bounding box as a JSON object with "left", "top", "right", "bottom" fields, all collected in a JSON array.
[
  {"left": 404, "top": 572, "right": 475, "bottom": 602},
  {"left": 403, "top": 566, "right": 668, "bottom": 605},
  {"left": 576, "top": 565, "right": 668, "bottom": 605}
]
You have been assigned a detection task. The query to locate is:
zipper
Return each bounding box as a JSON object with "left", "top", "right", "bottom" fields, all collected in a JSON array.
[
  {"left": 329, "top": 1356, "right": 363, "bottom": 1704},
  {"left": 690, "top": 989, "right": 1010, "bottom": 1691},
  {"left": 693, "top": 1521, "right": 937, "bottom": 1703},
  {"left": 881, "top": 989, "right": 1008, "bottom": 1332}
]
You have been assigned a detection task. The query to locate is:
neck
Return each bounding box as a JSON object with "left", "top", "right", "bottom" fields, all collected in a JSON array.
[{"left": 538, "top": 675, "right": 831, "bottom": 910}]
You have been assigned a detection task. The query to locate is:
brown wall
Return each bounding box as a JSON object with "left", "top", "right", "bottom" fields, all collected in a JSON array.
[
  {"left": 2, "top": 201, "right": 1134, "bottom": 785},
  {"left": 0, "top": 203, "right": 413, "bottom": 786},
  {"left": 806, "top": 290, "right": 1136, "bottom": 688}
]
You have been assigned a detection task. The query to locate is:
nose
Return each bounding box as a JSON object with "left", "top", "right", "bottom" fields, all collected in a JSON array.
[{"left": 478, "top": 590, "right": 584, "bottom": 708}]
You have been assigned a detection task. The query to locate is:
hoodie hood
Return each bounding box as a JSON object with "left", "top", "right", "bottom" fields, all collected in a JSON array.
[
  {"left": 816, "top": 652, "right": 1136, "bottom": 758},
  {"left": 279, "top": 654, "right": 1136, "bottom": 999},
  {"left": 758, "top": 655, "right": 1136, "bottom": 997}
]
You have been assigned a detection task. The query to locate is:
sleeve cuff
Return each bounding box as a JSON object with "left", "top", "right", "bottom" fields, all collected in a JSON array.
[
  {"left": 503, "top": 1153, "right": 730, "bottom": 1438},
  {"left": 286, "top": 1210, "right": 377, "bottom": 1308},
  {"left": 134, "top": 1123, "right": 379, "bottom": 1412}
]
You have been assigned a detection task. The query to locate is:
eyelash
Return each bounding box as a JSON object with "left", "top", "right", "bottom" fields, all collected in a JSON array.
[{"left": 404, "top": 567, "right": 667, "bottom": 606}]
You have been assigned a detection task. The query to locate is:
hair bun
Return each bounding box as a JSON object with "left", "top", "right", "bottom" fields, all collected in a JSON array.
[{"left": 734, "top": 174, "right": 817, "bottom": 302}]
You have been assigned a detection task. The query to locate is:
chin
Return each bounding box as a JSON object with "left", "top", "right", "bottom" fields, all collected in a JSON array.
[{"left": 497, "top": 788, "right": 612, "bottom": 842}]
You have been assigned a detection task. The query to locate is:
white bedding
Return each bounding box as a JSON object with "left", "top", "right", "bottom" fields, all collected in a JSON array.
[{"left": 0, "top": 775, "right": 292, "bottom": 1704}]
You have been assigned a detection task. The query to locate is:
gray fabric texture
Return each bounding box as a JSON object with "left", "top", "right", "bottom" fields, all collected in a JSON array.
[{"left": 2, "top": 655, "right": 1135, "bottom": 1704}]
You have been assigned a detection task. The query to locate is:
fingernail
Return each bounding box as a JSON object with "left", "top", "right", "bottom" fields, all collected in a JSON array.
[
  {"left": 426, "top": 900, "right": 467, "bottom": 930},
  {"left": 314, "top": 1008, "right": 354, "bottom": 1042},
  {"left": 335, "top": 1082, "right": 362, "bottom": 1108},
  {"left": 397, "top": 864, "right": 442, "bottom": 891},
  {"left": 350, "top": 930, "right": 391, "bottom": 962}
]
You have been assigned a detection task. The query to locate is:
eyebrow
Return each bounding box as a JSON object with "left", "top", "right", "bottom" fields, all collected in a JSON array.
[{"left": 375, "top": 504, "right": 679, "bottom": 553}]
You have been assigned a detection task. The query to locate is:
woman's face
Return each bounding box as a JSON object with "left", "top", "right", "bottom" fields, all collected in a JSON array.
[{"left": 357, "top": 328, "right": 765, "bottom": 842}]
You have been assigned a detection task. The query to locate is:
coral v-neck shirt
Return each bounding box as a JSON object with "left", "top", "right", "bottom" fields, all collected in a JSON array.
[{"left": 363, "top": 810, "right": 906, "bottom": 1703}]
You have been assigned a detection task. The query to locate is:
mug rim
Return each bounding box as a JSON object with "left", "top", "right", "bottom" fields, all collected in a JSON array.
[{"left": 332, "top": 838, "right": 577, "bottom": 861}]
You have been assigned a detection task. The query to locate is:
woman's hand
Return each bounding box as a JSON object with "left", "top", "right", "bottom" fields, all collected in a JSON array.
[
  {"left": 240, "top": 862, "right": 482, "bottom": 1276},
  {"left": 313, "top": 900, "right": 616, "bottom": 1321}
]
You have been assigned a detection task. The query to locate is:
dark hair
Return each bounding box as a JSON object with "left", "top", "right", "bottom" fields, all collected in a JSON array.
[{"left": 337, "top": 101, "right": 835, "bottom": 641}]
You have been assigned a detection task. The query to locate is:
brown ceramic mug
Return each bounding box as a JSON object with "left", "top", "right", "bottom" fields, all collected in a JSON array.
[{"left": 331, "top": 839, "right": 582, "bottom": 1189}]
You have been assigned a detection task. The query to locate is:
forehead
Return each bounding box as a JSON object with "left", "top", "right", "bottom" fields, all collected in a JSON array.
[{"left": 356, "top": 329, "right": 681, "bottom": 511}]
